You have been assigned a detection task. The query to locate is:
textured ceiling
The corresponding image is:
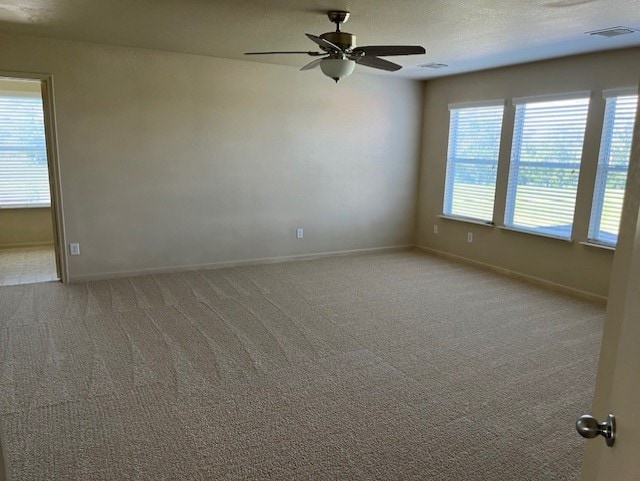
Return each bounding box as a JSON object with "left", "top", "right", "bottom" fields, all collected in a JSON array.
[{"left": 0, "top": 0, "right": 639, "bottom": 79}]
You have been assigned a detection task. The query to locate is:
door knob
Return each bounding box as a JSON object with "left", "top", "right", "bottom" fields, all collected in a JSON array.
[{"left": 575, "top": 413, "right": 615, "bottom": 447}]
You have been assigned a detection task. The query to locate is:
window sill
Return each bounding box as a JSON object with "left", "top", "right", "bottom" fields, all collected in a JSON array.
[
  {"left": 0, "top": 204, "right": 51, "bottom": 209},
  {"left": 498, "top": 226, "right": 573, "bottom": 243},
  {"left": 580, "top": 241, "right": 615, "bottom": 252},
  {"left": 438, "top": 214, "right": 494, "bottom": 227}
]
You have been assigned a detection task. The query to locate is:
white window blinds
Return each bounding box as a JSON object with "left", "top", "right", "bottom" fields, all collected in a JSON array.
[
  {"left": 0, "top": 91, "right": 51, "bottom": 208},
  {"left": 505, "top": 95, "right": 590, "bottom": 238},
  {"left": 443, "top": 103, "right": 504, "bottom": 222},
  {"left": 588, "top": 92, "right": 638, "bottom": 246}
]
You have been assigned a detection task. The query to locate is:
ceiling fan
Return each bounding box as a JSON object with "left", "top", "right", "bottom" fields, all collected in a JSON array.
[{"left": 245, "top": 10, "right": 426, "bottom": 83}]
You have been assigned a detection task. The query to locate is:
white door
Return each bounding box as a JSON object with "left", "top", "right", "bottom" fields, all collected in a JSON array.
[{"left": 580, "top": 93, "right": 640, "bottom": 481}]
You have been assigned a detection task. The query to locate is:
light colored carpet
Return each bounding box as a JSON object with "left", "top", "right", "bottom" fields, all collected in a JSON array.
[{"left": 0, "top": 250, "right": 604, "bottom": 480}]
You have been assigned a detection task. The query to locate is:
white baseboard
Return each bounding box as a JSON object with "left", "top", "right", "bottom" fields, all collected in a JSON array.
[
  {"left": 69, "top": 245, "right": 415, "bottom": 282},
  {"left": 66, "top": 243, "right": 608, "bottom": 304},
  {"left": 415, "top": 245, "right": 607, "bottom": 304}
]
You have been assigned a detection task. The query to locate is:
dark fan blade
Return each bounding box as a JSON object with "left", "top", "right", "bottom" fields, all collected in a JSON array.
[
  {"left": 354, "top": 55, "right": 402, "bottom": 72},
  {"left": 245, "top": 51, "right": 325, "bottom": 56},
  {"left": 352, "top": 45, "right": 426, "bottom": 57},
  {"left": 305, "top": 33, "right": 343, "bottom": 53},
  {"left": 300, "top": 58, "right": 324, "bottom": 71}
]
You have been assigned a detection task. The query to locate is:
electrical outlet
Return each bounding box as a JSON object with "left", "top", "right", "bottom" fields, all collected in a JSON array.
[
  {"left": 69, "top": 243, "right": 81, "bottom": 255},
  {"left": 296, "top": 228, "right": 304, "bottom": 239},
  {"left": 467, "top": 232, "right": 473, "bottom": 243},
  {"left": 433, "top": 224, "right": 438, "bottom": 234}
]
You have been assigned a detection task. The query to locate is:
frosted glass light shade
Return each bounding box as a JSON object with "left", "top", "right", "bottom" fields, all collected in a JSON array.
[{"left": 320, "top": 58, "right": 356, "bottom": 82}]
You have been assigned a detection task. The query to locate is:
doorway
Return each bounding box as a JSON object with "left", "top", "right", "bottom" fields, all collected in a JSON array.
[{"left": 0, "top": 75, "right": 63, "bottom": 285}]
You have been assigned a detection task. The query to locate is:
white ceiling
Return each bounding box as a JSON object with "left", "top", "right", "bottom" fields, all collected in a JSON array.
[{"left": 0, "top": 0, "right": 639, "bottom": 79}]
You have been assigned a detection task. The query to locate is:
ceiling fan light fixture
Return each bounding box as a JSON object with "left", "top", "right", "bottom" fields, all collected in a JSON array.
[
  {"left": 245, "top": 11, "right": 425, "bottom": 83},
  {"left": 320, "top": 58, "right": 356, "bottom": 83}
]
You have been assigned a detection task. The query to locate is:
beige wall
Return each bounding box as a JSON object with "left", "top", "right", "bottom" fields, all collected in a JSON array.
[
  {"left": 2, "top": 32, "right": 632, "bottom": 294},
  {"left": 0, "top": 32, "right": 423, "bottom": 280},
  {"left": 417, "top": 48, "right": 640, "bottom": 298},
  {"left": 0, "top": 208, "right": 54, "bottom": 248}
]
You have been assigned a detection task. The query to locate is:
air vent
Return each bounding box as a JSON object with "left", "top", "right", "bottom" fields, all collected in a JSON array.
[
  {"left": 587, "top": 27, "right": 636, "bottom": 38},
  {"left": 418, "top": 62, "right": 448, "bottom": 69}
]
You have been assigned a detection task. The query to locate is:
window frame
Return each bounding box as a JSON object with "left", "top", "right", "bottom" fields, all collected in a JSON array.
[
  {"left": 442, "top": 100, "right": 505, "bottom": 223},
  {"left": 503, "top": 91, "right": 591, "bottom": 240},
  {"left": 587, "top": 88, "right": 638, "bottom": 247},
  {"left": 0, "top": 88, "right": 51, "bottom": 209}
]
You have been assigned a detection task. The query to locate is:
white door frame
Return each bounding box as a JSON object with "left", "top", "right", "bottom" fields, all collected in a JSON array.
[{"left": 0, "top": 70, "right": 68, "bottom": 283}]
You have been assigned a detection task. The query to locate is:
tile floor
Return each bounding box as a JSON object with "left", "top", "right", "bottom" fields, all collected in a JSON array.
[{"left": 0, "top": 246, "right": 58, "bottom": 286}]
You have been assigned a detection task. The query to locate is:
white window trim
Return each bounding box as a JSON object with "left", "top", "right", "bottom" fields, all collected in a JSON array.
[
  {"left": 504, "top": 93, "right": 591, "bottom": 239},
  {"left": 579, "top": 241, "right": 615, "bottom": 251},
  {"left": 448, "top": 99, "right": 505, "bottom": 110},
  {"left": 0, "top": 90, "right": 51, "bottom": 208},
  {"left": 602, "top": 87, "right": 638, "bottom": 98},
  {"left": 0, "top": 89, "right": 41, "bottom": 98},
  {"left": 0, "top": 203, "right": 51, "bottom": 209},
  {"left": 438, "top": 214, "right": 495, "bottom": 227},
  {"left": 512, "top": 91, "right": 591, "bottom": 105},
  {"left": 498, "top": 225, "right": 573, "bottom": 243},
  {"left": 587, "top": 92, "right": 637, "bottom": 246},
  {"left": 443, "top": 102, "right": 505, "bottom": 223}
]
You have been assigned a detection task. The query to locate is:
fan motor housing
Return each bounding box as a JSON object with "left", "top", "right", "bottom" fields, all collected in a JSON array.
[{"left": 320, "top": 31, "right": 356, "bottom": 52}]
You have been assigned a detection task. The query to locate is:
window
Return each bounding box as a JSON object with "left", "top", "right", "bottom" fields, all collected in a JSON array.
[
  {"left": 0, "top": 90, "right": 51, "bottom": 208},
  {"left": 588, "top": 91, "right": 638, "bottom": 246},
  {"left": 505, "top": 94, "right": 590, "bottom": 238},
  {"left": 443, "top": 102, "right": 504, "bottom": 222}
]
